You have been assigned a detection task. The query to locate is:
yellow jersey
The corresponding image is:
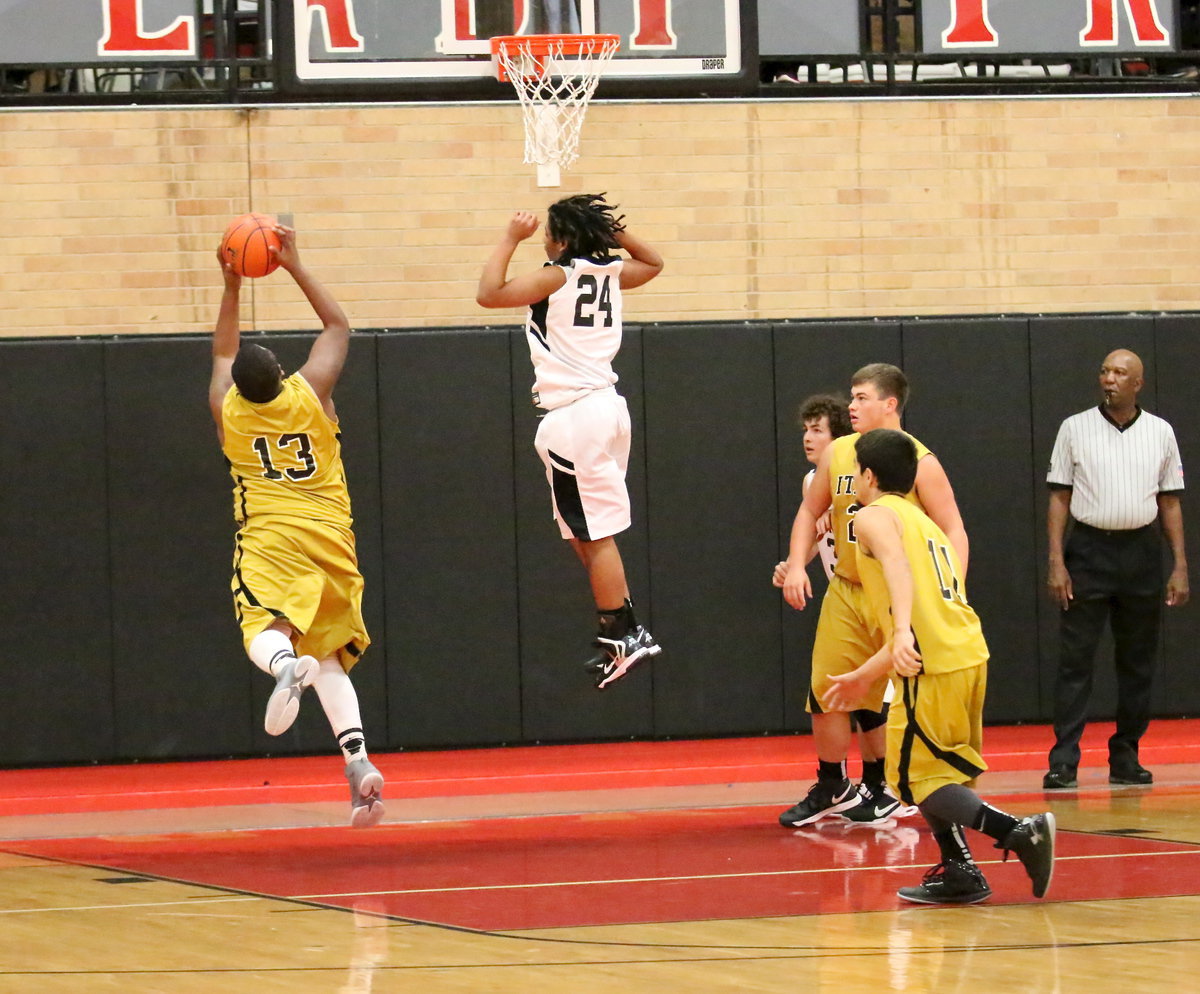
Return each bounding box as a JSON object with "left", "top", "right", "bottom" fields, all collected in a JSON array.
[
  {"left": 828, "top": 431, "right": 930, "bottom": 584},
  {"left": 856, "top": 494, "right": 987, "bottom": 674},
  {"left": 221, "top": 374, "right": 352, "bottom": 527}
]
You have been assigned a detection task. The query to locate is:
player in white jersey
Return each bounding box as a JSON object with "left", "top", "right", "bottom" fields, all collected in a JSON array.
[
  {"left": 477, "top": 194, "right": 664, "bottom": 689},
  {"left": 773, "top": 394, "right": 916, "bottom": 823}
]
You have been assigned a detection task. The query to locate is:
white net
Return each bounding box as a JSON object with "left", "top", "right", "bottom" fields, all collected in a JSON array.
[{"left": 494, "top": 35, "right": 618, "bottom": 176}]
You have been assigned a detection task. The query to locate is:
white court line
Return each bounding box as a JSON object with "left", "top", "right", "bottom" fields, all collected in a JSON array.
[
  {"left": 0, "top": 895, "right": 259, "bottom": 916},
  {"left": 295, "top": 848, "right": 1200, "bottom": 900}
]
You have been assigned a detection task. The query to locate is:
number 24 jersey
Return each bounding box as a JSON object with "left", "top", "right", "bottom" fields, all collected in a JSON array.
[{"left": 525, "top": 255, "right": 624, "bottom": 411}]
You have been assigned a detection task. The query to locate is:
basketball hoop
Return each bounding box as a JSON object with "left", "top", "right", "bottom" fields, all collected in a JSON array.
[{"left": 490, "top": 33, "right": 619, "bottom": 188}]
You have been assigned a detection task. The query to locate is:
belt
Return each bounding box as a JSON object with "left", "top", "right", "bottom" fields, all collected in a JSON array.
[{"left": 1073, "top": 520, "right": 1155, "bottom": 538}]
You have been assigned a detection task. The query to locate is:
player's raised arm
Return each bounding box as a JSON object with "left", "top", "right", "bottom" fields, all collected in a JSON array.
[
  {"left": 281, "top": 227, "right": 350, "bottom": 407},
  {"left": 476, "top": 211, "right": 567, "bottom": 308},
  {"left": 209, "top": 248, "right": 242, "bottom": 439},
  {"left": 615, "top": 227, "right": 663, "bottom": 289}
]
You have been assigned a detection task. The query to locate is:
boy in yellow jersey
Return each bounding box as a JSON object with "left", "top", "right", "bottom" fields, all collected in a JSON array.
[
  {"left": 773, "top": 394, "right": 918, "bottom": 825},
  {"left": 824, "top": 429, "right": 1055, "bottom": 903},
  {"left": 779, "top": 364, "right": 968, "bottom": 828},
  {"left": 209, "top": 224, "right": 383, "bottom": 829}
]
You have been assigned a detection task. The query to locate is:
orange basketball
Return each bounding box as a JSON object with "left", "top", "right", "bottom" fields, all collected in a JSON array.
[{"left": 220, "top": 212, "right": 281, "bottom": 278}]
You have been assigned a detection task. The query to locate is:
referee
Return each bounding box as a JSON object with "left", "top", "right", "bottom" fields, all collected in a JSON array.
[{"left": 1044, "top": 349, "right": 1189, "bottom": 790}]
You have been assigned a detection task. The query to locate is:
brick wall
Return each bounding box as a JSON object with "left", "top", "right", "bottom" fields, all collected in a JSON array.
[{"left": 3, "top": 96, "right": 1199, "bottom": 338}]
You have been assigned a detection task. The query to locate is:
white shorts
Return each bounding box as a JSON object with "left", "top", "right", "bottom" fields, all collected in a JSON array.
[{"left": 533, "top": 388, "right": 632, "bottom": 542}]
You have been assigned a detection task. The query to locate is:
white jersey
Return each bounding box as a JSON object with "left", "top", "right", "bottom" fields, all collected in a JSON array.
[
  {"left": 1047, "top": 406, "right": 1185, "bottom": 529},
  {"left": 805, "top": 468, "right": 837, "bottom": 580},
  {"left": 525, "top": 255, "right": 624, "bottom": 410}
]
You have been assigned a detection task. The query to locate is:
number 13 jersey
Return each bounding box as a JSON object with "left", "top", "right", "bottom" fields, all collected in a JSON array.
[
  {"left": 526, "top": 255, "right": 624, "bottom": 410},
  {"left": 221, "top": 374, "right": 353, "bottom": 528}
]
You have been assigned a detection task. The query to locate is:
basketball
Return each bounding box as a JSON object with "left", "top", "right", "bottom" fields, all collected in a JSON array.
[{"left": 220, "top": 212, "right": 281, "bottom": 278}]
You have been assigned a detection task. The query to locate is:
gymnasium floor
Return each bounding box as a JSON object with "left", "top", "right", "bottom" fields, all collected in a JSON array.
[{"left": 2, "top": 721, "right": 1199, "bottom": 993}]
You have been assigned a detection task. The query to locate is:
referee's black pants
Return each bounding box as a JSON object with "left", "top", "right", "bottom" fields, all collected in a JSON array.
[{"left": 1048, "top": 522, "right": 1163, "bottom": 772}]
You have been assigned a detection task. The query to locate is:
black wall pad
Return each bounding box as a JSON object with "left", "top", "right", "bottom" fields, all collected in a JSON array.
[
  {"left": 1029, "top": 315, "right": 1158, "bottom": 725},
  {"left": 0, "top": 341, "right": 114, "bottom": 764},
  {"left": 642, "top": 323, "right": 783, "bottom": 736},
  {"left": 901, "top": 317, "right": 1038, "bottom": 722},
  {"left": 511, "top": 327, "right": 655, "bottom": 741},
  {"left": 378, "top": 330, "right": 522, "bottom": 747},
  {"left": 104, "top": 337, "right": 250, "bottom": 759},
  {"left": 772, "top": 320, "right": 902, "bottom": 732},
  {"left": 1148, "top": 314, "right": 1200, "bottom": 715}
]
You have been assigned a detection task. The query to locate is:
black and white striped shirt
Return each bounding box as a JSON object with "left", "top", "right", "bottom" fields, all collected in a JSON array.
[{"left": 1047, "top": 406, "right": 1185, "bottom": 530}]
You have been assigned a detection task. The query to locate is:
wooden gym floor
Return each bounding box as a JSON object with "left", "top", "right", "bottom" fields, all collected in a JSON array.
[{"left": 2, "top": 720, "right": 1199, "bottom": 993}]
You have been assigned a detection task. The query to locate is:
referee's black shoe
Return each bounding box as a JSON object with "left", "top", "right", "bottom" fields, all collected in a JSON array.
[
  {"left": 998, "top": 811, "right": 1057, "bottom": 899},
  {"left": 1042, "top": 765, "right": 1077, "bottom": 789},
  {"left": 1109, "top": 763, "right": 1153, "bottom": 785}
]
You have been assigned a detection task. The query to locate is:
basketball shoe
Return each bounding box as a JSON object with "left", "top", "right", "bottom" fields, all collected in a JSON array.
[
  {"left": 346, "top": 757, "right": 385, "bottom": 829},
  {"left": 263, "top": 654, "right": 318, "bottom": 736},
  {"left": 997, "top": 811, "right": 1056, "bottom": 898},
  {"left": 898, "top": 860, "right": 992, "bottom": 905},
  {"left": 589, "top": 626, "right": 662, "bottom": 690},
  {"left": 778, "top": 777, "right": 861, "bottom": 827},
  {"left": 840, "top": 782, "right": 920, "bottom": 824}
]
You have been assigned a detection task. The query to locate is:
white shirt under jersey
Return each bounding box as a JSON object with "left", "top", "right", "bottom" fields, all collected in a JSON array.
[
  {"left": 525, "top": 255, "right": 624, "bottom": 410},
  {"left": 1047, "top": 405, "right": 1185, "bottom": 530},
  {"left": 804, "top": 468, "right": 838, "bottom": 580}
]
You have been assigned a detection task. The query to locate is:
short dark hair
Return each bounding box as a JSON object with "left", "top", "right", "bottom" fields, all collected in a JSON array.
[
  {"left": 851, "top": 363, "right": 909, "bottom": 413},
  {"left": 546, "top": 193, "right": 625, "bottom": 260},
  {"left": 232, "top": 343, "right": 283, "bottom": 403},
  {"left": 798, "top": 394, "right": 852, "bottom": 438},
  {"left": 855, "top": 428, "right": 917, "bottom": 494}
]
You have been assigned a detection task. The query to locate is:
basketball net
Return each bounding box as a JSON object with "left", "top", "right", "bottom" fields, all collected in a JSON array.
[{"left": 491, "top": 34, "right": 619, "bottom": 187}]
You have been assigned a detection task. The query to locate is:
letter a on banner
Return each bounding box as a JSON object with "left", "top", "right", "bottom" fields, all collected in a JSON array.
[
  {"left": 941, "top": 0, "right": 999, "bottom": 47},
  {"left": 1080, "top": 0, "right": 1170, "bottom": 46},
  {"left": 308, "top": 0, "right": 365, "bottom": 52},
  {"left": 98, "top": 0, "right": 194, "bottom": 55}
]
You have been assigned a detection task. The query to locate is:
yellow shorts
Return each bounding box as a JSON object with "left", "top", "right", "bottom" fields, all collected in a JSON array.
[
  {"left": 232, "top": 516, "right": 370, "bottom": 671},
  {"left": 886, "top": 665, "right": 988, "bottom": 806},
  {"left": 808, "top": 574, "right": 889, "bottom": 714}
]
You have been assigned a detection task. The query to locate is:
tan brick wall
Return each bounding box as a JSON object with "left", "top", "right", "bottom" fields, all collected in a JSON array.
[{"left": 2, "top": 96, "right": 1199, "bottom": 338}]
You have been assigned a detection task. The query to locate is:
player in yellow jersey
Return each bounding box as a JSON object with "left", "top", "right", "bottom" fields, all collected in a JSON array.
[
  {"left": 779, "top": 364, "right": 968, "bottom": 828},
  {"left": 772, "top": 394, "right": 918, "bottom": 825},
  {"left": 209, "top": 224, "right": 383, "bottom": 828},
  {"left": 824, "top": 429, "right": 1055, "bottom": 903}
]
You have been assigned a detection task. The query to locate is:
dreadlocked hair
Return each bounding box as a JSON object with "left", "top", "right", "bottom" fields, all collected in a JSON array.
[{"left": 546, "top": 193, "right": 626, "bottom": 261}]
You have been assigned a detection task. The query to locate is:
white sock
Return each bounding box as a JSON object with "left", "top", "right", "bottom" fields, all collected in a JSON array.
[
  {"left": 248, "top": 628, "right": 296, "bottom": 677},
  {"left": 313, "top": 656, "right": 368, "bottom": 763}
]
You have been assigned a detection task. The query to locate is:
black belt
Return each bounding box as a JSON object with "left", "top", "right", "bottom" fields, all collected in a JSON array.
[{"left": 1073, "top": 520, "right": 1155, "bottom": 538}]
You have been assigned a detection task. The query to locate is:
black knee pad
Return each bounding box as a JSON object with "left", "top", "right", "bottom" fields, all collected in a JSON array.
[{"left": 853, "top": 704, "right": 888, "bottom": 732}]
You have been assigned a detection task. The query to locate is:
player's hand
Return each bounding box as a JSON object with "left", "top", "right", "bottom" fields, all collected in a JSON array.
[
  {"left": 891, "top": 629, "right": 922, "bottom": 676},
  {"left": 782, "top": 562, "right": 812, "bottom": 610},
  {"left": 506, "top": 211, "right": 540, "bottom": 243},
  {"left": 270, "top": 225, "right": 299, "bottom": 271},
  {"left": 216, "top": 246, "right": 242, "bottom": 289},
  {"left": 823, "top": 671, "right": 869, "bottom": 712},
  {"left": 1167, "top": 566, "right": 1190, "bottom": 607},
  {"left": 771, "top": 560, "right": 789, "bottom": 588},
  {"left": 815, "top": 510, "right": 832, "bottom": 536},
  {"left": 1047, "top": 560, "right": 1073, "bottom": 611}
]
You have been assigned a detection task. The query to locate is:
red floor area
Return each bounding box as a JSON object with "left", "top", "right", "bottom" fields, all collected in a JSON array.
[
  {"left": 3, "top": 719, "right": 1200, "bottom": 817},
  {"left": 6, "top": 722, "right": 1200, "bottom": 931},
  {"left": 16, "top": 801, "right": 1200, "bottom": 930}
]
